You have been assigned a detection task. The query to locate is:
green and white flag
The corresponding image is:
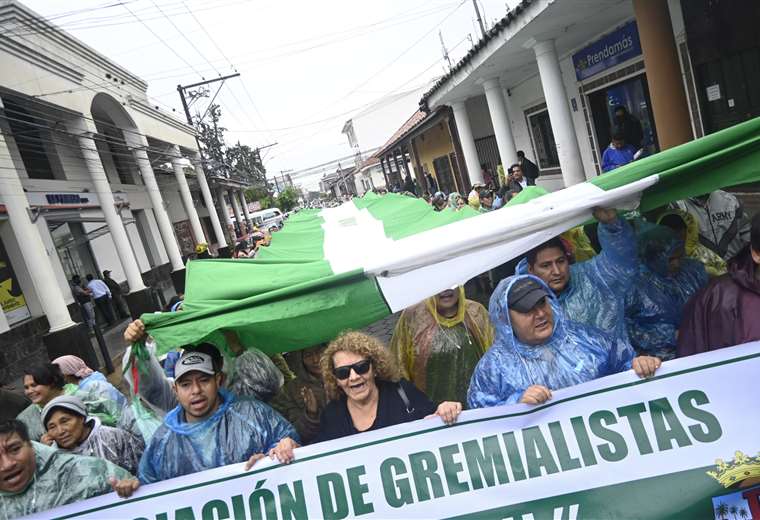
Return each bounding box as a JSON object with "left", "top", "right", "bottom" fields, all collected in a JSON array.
[{"left": 142, "top": 117, "right": 760, "bottom": 354}]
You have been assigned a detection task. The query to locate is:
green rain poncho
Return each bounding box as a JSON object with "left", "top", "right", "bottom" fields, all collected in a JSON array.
[
  {"left": 390, "top": 286, "right": 494, "bottom": 405},
  {"left": 0, "top": 442, "right": 131, "bottom": 519}
]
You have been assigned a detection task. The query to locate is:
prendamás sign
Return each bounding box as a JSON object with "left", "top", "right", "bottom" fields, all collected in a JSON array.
[
  {"left": 32, "top": 342, "right": 760, "bottom": 520},
  {"left": 572, "top": 21, "right": 642, "bottom": 81}
]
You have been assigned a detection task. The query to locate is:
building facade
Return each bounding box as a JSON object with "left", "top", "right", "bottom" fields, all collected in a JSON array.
[
  {"left": 0, "top": 1, "right": 250, "bottom": 382},
  {"left": 422, "top": 0, "right": 760, "bottom": 194}
]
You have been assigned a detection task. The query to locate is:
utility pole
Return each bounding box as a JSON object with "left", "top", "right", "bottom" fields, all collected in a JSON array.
[
  {"left": 177, "top": 73, "right": 241, "bottom": 127},
  {"left": 439, "top": 30, "right": 452, "bottom": 70},
  {"left": 472, "top": 0, "right": 486, "bottom": 38}
]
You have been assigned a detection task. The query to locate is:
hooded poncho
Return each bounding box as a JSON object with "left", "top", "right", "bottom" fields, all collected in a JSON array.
[
  {"left": 467, "top": 275, "right": 634, "bottom": 408},
  {"left": 57, "top": 416, "right": 145, "bottom": 475},
  {"left": 138, "top": 389, "right": 298, "bottom": 483},
  {"left": 0, "top": 442, "right": 130, "bottom": 520},
  {"left": 390, "top": 286, "right": 494, "bottom": 405}
]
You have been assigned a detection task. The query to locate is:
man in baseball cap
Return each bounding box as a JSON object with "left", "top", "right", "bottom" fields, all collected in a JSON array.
[
  {"left": 468, "top": 275, "right": 661, "bottom": 409},
  {"left": 137, "top": 342, "right": 300, "bottom": 484}
]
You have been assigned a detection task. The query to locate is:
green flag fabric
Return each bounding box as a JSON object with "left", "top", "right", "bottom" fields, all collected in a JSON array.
[{"left": 141, "top": 117, "right": 760, "bottom": 355}]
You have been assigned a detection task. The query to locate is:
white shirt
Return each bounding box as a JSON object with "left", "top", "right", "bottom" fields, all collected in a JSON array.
[{"left": 87, "top": 279, "right": 111, "bottom": 299}]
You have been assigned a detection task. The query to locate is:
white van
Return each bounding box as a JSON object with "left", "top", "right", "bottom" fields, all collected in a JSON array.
[{"left": 250, "top": 208, "right": 285, "bottom": 231}]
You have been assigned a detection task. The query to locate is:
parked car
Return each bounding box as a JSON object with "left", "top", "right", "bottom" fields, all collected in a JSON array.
[{"left": 251, "top": 207, "right": 285, "bottom": 231}]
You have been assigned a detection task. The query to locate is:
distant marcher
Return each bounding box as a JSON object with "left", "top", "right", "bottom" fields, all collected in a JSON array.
[
  {"left": 0, "top": 420, "right": 139, "bottom": 518},
  {"left": 601, "top": 130, "right": 636, "bottom": 172},
  {"left": 17, "top": 364, "right": 69, "bottom": 442},
  {"left": 448, "top": 192, "right": 466, "bottom": 210},
  {"left": 53, "top": 355, "right": 127, "bottom": 409},
  {"left": 402, "top": 174, "right": 415, "bottom": 194},
  {"left": 478, "top": 189, "right": 494, "bottom": 213},
  {"left": 507, "top": 164, "right": 528, "bottom": 192},
  {"left": 675, "top": 190, "right": 751, "bottom": 261},
  {"left": 70, "top": 275, "right": 95, "bottom": 330},
  {"left": 657, "top": 210, "right": 727, "bottom": 277},
  {"left": 425, "top": 172, "right": 438, "bottom": 193},
  {"left": 390, "top": 286, "right": 494, "bottom": 404},
  {"left": 315, "top": 332, "right": 462, "bottom": 443},
  {"left": 612, "top": 105, "right": 644, "bottom": 149},
  {"left": 86, "top": 274, "right": 115, "bottom": 325},
  {"left": 431, "top": 191, "right": 447, "bottom": 212},
  {"left": 677, "top": 212, "right": 760, "bottom": 356},
  {"left": 42, "top": 395, "right": 144, "bottom": 475},
  {"left": 516, "top": 151, "right": 539, "bottom": 186},
  {"left": 102, "top": 270, "right": 128, "bottom": 319},
  {"left": 271, "top": 344, "right": 328, "bottom": 445}
]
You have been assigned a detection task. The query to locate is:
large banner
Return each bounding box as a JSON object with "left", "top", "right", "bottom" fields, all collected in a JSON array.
[{"left": 36, "top": 342, "right": 760, "bottom": 520}]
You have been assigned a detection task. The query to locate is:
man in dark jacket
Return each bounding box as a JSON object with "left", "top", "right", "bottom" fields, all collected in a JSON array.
[
  {"left": 517, "top": 151, "right": 539, "bottom": 186},
  {"left": 102, "top": 270, "right": 128, "bottom": 319},
  {"left": 677, "top": 212, "right": 760, "bottom": 356},
  {"left": 613, "top": 106, "right": 644, "bottom": 149}
]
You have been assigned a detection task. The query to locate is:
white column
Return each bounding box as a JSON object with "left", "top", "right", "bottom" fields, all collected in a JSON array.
[
  {"left": 0, "top": 129, "right": 76, "bottom": 332},
  {"left": 192, "top": 154, "right": 227, "bottom": 249},
  {"left": 239, "top": 190, "right": 252, "bottom": 230},
  {"left": 133, "top": 147, "right": 184, "bottom": 271},
  {"left": 228, "top": 189, "right": 244, "bottom": 233},
  {"left": 218, "top": 188, "right": 236, "bottom": 239},
  {"left": 450, "top": 100, "right": 483, "bottom": 185},
  {"left": 483, "top": 78, "right": 518, "bottom": 170},
  {"left": 170, "top": 145, "right": 207, "bottom": 245},
  {"left": 527, "top": 39, "right": 585, "bottom": 186},
  {"left": 77, "top": 129, "right": 146, "bottom": 292}
]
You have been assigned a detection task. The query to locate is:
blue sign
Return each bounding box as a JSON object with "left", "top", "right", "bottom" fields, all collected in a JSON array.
[{"left": 572, "top": 21, "right": 642, "bottom": 81}]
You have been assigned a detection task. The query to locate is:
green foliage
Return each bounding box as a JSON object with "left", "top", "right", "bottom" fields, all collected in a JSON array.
[
  {"left": 245, "top": 186, "right": 270, "bottom": 203},
  {"left": 227, "top": 142, "right": 266, "bottom": 186},
  {"left": 276, "top": 187, "right": 299, "bottom": 212}
]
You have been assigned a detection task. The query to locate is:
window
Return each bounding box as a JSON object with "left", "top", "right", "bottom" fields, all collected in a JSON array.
[{"left": 526, "top": 108, "right": 560, "bottom": 170}]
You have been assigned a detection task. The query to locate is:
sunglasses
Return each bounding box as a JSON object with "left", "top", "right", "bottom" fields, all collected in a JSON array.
[{"left": 332, "top": 359, "right": 372, "bottom": 380}]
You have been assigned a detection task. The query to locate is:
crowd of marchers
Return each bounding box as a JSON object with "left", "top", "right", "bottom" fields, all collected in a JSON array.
[{"left": 1, "top": 186, "right": 759, "bottom": 519}]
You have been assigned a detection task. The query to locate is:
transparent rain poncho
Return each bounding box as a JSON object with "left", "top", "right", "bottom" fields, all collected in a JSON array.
[
  {"left": 467, "top": 275, "right": 635, "bottom": 409},
  {"left": 516, "top": 217, "right": 638, "bottom": 350},
  {"left": 138, "top": 389, "right": 298, "bottom": 484},
  {"left": 625, "top": 226, "right": 708, "bottom": 360},
  {"left": 77, "top": 371, "right": 128, "bottom": 410},
  {"left": 0, "top": 442, "right": 131, "bottom": 520},
  {"left": 227, "top": 349, "right": 284, "bottom": 402},
  {"left": 58, "top": 416, "right": 145, "bottom": 475}
]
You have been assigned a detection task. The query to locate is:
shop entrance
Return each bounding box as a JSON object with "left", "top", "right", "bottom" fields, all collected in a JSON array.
[
  {"left": 49, "top": 222, "right": 101, "bottom": 282},
  {"left": 588, "top": 73, "right": 658, "bottom": 160}
]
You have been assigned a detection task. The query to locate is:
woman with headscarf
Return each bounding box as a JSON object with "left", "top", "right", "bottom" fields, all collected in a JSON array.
[
  {"left": 42, "top": 395, "right": 144, "bottom": 475},
  {"left": 53, "top": 355, "right": 127, "bottom": 409},
  {"left": 389, "top": 286, "right": 494, "bottom": 405},
  {"left": 657, "top": 209, "right": 726, "bottom": 277},
  {"left": 314, "top": 332, "right": 462, "bottom": 443},
  {"left": 448, "top": 192, "right": 465, "bottom": 210}
]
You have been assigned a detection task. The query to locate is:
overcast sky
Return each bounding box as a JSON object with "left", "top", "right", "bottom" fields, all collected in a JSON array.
[{"left": 26, "top": 0, "right": 517, "bottom": 189}]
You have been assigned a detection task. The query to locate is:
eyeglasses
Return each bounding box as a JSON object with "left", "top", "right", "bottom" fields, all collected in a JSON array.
[{"left": 332, "top": 359, "right": 372, "bottom": 380}]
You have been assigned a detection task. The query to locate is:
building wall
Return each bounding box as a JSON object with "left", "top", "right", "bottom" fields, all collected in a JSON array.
[{"left": 412, "top": 120, "right": 456, "bottom": 179}]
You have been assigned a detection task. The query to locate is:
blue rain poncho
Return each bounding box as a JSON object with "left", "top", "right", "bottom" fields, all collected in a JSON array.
[
  {"left": 516, "top": 217, "right": 638, "bottom": 349},
  {"left": 625, "top": 227, "right": 708, "bottom": 360},
  {"left": 138, "top": 389, "right": 298, "bottom": 484},
  {"left": 78, "top": 371, "right": 127, "bottom": 410},
  {"left": 0, "top": 442, "right": 131, "bottom": 520},
  {"left": 467, "top": 275, "right": 635, "bottom": 408}
]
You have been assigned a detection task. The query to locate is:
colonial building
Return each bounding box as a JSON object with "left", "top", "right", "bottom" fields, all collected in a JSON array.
[{"left": 0, "top": 1, "right": 252, "bottom": 382}]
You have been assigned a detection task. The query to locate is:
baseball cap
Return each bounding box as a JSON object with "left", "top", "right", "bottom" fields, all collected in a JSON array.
[
  {"left": 174, "top": 351, "right": 216, "bottom": 381},
  {"left": 508, "top": 278, "right": 549, "bottom": 313},
  {"left": 102, "top": 270, "right": 111, "bottom": 276},
  {"left": 42, "top": 395, "right": 87, "bottom": 428}
]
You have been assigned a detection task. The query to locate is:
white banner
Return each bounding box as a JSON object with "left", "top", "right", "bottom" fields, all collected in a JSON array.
[{"left": 34, "top": 342, "right": 760, "bottom": 520}]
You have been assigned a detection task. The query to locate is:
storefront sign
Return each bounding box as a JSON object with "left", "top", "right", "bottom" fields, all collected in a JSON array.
[
  {"left": 34, "top": 342, "right": 760, "bottom": 520},
  {"left": 573, "top": 21, "right": 642, "bottom": 81},
  {"left": 19, "top": 192, "right": 128, "bottom": 209},
  {"left": 0, "top": 239, "right": 30, "bottom": 326}
]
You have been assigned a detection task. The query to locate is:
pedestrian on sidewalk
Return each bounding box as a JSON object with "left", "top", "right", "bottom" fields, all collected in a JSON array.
[
  {"left": 102, "top": 270, "right": 129, "bottom": 319},
  {"left": 70, "top": 275, "right": 95, "bottom": 331},
  {"left": 86, "top": 273, "right": 115, "bottom": 326}
]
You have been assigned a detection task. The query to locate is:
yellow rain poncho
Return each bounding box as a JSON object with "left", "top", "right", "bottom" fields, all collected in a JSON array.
[
  {"left": 390, "top": 287, "right": 494, "bottom": 406},
  {"left": 658, "top": 209, "right": 727, "bottom": 277}
]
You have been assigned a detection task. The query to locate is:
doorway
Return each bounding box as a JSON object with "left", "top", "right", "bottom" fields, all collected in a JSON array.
[
  {"left": 588, "top": 73, "right": 658, "bottom": 160},
  {"left": 49, "top": 222, "right": 100, "bottom": 281}
]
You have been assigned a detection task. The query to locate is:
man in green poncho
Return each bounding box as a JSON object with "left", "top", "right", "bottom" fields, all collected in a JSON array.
[{"left": 0, "top": 420, "right": 139, "bottom": 519}]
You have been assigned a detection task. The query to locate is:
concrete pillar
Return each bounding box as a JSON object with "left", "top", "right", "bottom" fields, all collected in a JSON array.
[
  {"left": 171, "top": 145, "right": 206, "bottom": 245},
  {"left": 133, "top": 147, "right": 184, "bottom": 271},
  {"left": 450, "top": 100, "right": 484, "bottom": 185},
  {"left": 77, "top": 131, "right": 146, "bottom": 293},
  {"left": 239, "top": 190, "right": 252, "bottom": 231},
  {"left": 482, "top": 78, "right": 518, "bottom": 171},
  {"left": 527, "top": 39, "right": 586, "bottom": 186},
  {"left": 0, "top": 132, "right": 76, "bottom": 333},
  {"left": 633, "top": 0, "right": 693, "bottom": 149},
  {"left": 191, "top": 154, "right": 227, "bottom": 250},
  {"left": 228, "top": 190, "right": 244, "bottom": 234},
  {"left": 218, "top": 188, "right": 235, "bottom": 236}
]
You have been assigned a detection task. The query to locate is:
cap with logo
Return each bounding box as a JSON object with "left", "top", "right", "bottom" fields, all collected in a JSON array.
[
  {"left": 41, "top": 395, "right": 87, "bottom": 428},
  {"left": 174, "top": 351, "right": 216, "bottom": 381},
  {"left": 508, "top": 277, "right": 549, "bottom": 313}
]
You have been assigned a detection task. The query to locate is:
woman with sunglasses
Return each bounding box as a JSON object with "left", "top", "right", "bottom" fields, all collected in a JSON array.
[{"left": 314, "top": 331, "right": 462, "bottom": 443}]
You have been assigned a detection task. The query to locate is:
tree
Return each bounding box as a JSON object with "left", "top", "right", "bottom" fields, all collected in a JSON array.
[
  {"left": 716, "top": 503, "right": 729, "bottom": 520},
  {"left": 738, "top": 507, "right": 748, "bottom": 519},
  {"left": 226, "top": 142, "right": 266, "bottom": 186},
  {"left": 245, "top": 186, "right": 270, "bottom": 203},
  {"left": 194, "top": 104, "right": 228, "bottom": 177},
  {"left": 276, "top": 186, "right": 299, "bottom": 212},
  {"left": 729, "top": 505, "right": 738, "bottom": 520}
]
